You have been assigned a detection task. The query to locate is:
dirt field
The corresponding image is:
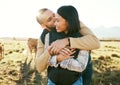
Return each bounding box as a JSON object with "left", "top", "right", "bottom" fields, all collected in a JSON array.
[{"left": 0, "top": 38, "right": 120, "bottom": 85}]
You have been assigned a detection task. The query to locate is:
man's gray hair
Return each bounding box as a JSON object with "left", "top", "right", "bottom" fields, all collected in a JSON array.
[{"left": 36, "top": 8, "right": 48, "bottom": 24}]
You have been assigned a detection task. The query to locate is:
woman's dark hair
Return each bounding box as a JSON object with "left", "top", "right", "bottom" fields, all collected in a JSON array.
[{"left": 57, "top": 5, "right": 81, "bottom": 36}]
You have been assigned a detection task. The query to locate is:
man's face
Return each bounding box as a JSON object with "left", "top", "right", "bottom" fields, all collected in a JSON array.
[{"left": 43, "top": 10, "right": 56, "bottom": 29}]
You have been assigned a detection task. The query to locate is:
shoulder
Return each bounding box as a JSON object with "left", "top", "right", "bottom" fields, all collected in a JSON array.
[{"left": 40, "top": 29, "right": 49, "bottom": 44}]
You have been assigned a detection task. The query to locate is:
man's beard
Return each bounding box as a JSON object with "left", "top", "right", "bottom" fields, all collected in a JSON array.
[{"left": 46, "top": 25, "right": 55, "bottom": 31}]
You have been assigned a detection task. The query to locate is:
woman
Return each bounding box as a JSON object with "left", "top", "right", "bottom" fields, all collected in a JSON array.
[{"left": 46, "top": 5, "right": 90, "bottom": 85}]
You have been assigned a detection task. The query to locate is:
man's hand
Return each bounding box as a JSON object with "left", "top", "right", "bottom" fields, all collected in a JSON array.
[
  {"left": 50, "top": 38, "right": 69, "bottom": 54},
  {"left": 47, "top": 45, "right": 54, "bottom": 56}
]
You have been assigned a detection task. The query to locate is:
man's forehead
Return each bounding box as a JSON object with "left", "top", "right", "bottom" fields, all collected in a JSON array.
[{"left": 44, "top": 10, "right": 54, "bottom": 17}]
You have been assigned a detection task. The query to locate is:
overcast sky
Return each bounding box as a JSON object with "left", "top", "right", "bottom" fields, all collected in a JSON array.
[{"left": 0, "top": 0, "right": 120, "bottom": 38}]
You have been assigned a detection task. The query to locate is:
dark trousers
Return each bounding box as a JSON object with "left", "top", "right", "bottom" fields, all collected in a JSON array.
[{"left": 82, "top": 62, "right": 93, "bottom": 85}]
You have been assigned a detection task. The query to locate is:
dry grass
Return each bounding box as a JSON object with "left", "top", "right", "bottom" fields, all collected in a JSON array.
[
  {"left": 0, "top": 39, "right": 120, "bottom": 85},
  {"left": 91, "top": 41, "right": 120, "bottom": 85}
]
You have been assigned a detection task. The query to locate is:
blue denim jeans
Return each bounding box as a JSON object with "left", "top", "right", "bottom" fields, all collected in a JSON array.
[
  {"left": 47, "top": 77, "right": 83, "bottom": 85},
  {"left": 47, "top": 79, "right": 55, "bottom": 85},
  {"left": 73, "top": 77, "right": 83, "bottom": 85}
]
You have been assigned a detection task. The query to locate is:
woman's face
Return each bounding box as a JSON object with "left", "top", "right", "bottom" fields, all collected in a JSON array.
[{"left": 55, "top": 14, "right": 68, "bottom": 33}]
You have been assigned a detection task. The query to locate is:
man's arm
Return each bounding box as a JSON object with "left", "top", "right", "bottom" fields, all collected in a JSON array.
[
  {"left": 35, "top": 39, "right": 51, "bottom": 73},
  {"left": 50, "top": 21, "right": 100, "bottom": 53},
  {"left": 70, "top": 21, "right": 100, "bottom": 50}
]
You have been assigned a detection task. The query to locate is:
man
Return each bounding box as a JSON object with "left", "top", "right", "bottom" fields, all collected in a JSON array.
[{"left": 35, "top": 8, "right": 100, "bottom": 85}]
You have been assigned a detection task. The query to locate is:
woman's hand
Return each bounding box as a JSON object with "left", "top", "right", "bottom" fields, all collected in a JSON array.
[{"left": 56, "top": 47, "right": 75, "bottom": 62}]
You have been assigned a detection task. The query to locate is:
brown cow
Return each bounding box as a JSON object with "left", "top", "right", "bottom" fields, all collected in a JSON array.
[
  {"left": 27, "top": 38, "right": 38, "bottom": 58},
  {"left": 0, "top": 43, "right": 4, "bottom": 60},
  {"left": 26, "top": 38, "right": 38, "bottom": 69}
]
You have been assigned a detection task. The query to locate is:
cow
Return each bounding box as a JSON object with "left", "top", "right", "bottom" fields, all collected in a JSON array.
[
  {"left": 26, "top": 38, "right": 38, "bottom": 69},
  {"left": 0, "top": 43, "right": 4, "bottom": 60},
  {"left": 27, "top": 38, "right": 38, "bottom": 58}
]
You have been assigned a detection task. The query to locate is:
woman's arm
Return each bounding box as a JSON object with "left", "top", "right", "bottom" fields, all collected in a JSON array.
[{"left": 49, "top": 48, "right": 89, "bottom": 72}]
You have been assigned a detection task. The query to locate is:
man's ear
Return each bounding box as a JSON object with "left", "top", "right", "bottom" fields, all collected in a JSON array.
[{"left": 40, "top": 24, "right": 46, "bottom": 29}]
